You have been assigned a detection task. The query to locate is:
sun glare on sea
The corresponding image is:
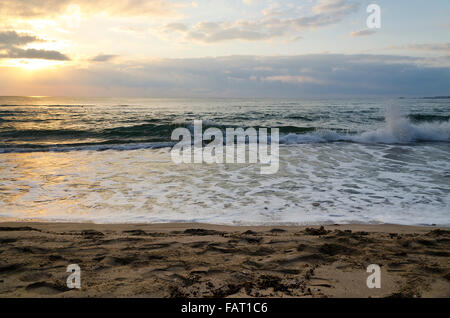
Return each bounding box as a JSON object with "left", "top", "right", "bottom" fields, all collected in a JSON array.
[{"left": 1, "top": 59, "right": 65, "bottom": 71}]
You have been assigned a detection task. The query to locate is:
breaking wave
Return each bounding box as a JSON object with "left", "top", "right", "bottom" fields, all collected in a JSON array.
[{"left": 280, "top": 108, "right": 450, "bottom": 144}]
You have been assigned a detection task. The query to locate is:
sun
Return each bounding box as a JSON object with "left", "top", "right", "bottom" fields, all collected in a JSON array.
[{"left": 1, "top": 58, "right": 65, "bottom": 71}]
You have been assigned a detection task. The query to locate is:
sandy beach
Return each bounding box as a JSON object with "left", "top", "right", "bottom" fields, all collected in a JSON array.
[{"left": 0, "top": 222, "right": 448, "bottom": 298}]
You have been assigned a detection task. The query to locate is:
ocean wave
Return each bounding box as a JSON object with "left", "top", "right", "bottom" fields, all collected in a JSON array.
[
  {"left": 1, "top": 108, "right": 449, "bottom": 153},
  {"left": 0, "top": 141, "right": 175, "bottom": 153},
  {"left": 284, "top": 115, "right": 314, "bottom": 121},
  {"left": 408, "top": 114, "right": 450, "bottom": 122},
  {"left": 280, "top": 108, "right": 450, "bottom": 144},
  {"left": 1, "top": 123, "right": 189, "bottom": 139}
]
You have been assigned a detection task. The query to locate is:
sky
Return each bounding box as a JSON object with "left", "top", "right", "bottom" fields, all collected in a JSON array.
[{"left": 0, "top": 0, "right": 449, "bottom": 97}]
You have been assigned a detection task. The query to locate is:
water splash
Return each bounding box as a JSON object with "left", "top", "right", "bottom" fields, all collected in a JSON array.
[{"left": 281, "top": 106, "right": 450, "bottom": 144}]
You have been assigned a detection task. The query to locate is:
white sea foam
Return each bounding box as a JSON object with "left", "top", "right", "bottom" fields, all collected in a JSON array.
[{"left": 0, "top": 142, "right": 448, "bottom": 226}]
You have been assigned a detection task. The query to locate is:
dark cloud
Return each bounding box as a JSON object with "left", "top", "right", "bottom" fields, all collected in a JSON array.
[
  {"left": 1, "top": 47, "right": 69, "bottom": 60},
  {"left": 0, "top": 30, "right": 70, "bottom": 61},
  {"left": 350, "top": 29, "right": 376, "bottom": 37},
  {"left": 90, "top": 54, "right": 119, "bottom": 62},
  {"left": 0, "top": 31, "right": 40, "bottom": 47},
  {"left": 9, "top": 54, "right": 447, "bottom": 97}
]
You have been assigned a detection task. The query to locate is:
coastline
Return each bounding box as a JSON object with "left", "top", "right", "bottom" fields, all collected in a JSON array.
[{"left": 0, "top": 222, "right": 449, "bottom": 298}]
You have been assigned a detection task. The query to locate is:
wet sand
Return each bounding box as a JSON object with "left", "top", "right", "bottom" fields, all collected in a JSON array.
[{"left": 0, "top": 222, "right": 449, "bottom": 298}]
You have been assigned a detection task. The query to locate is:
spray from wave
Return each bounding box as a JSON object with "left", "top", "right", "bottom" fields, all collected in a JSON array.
[{"left": 280, "top": 106, "right": 450, "bottom": 144}]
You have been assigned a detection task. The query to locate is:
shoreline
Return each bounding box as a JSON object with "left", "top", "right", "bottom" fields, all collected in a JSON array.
[
  {"left": 0, "top": 222, "right": 449, "bottom": 298},
  {"left": 0, "top": 217, "right": 444, "bottom": 230},
  {"left": 1, "top": 218, "right": 448, "bottom": 228}
]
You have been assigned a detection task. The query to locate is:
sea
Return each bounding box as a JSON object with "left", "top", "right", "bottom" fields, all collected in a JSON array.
[{"left": 0, "top": 96, "right": 449, "bottom": 226}]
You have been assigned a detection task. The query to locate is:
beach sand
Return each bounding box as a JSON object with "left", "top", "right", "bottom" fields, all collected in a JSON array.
[{"left": 0, "top": 222, "right": 449, "bottom": 298}]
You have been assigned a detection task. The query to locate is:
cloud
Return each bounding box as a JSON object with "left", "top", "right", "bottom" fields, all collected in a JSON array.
[
  {"left": 295, "top": 0, "right": 359, "bottom": 27},
  {"left": 90, "top": 54, "right": 119, "bottom": 62},
  {"left": 162, "top": 23, "right": 189, "bottom": 33},
  {"left": 0, "top": 31, "right": 41, "bottom": 47},
  {"left": 242, "top": 0, "right": 258, "bottom": 6},
  {"left": 313, "top": 0, "right": 356, "bottom": 14},
  {"left": 0, "top": 0, "right": 174, "bottom": 18},
  {"left": 162, "top": 0, "right": 359, "bottom": 42},
  {"left": 3, "top": 54, "right": 448, "bottom": 97},
  {"left": 350, "top": 29, "right": 376, "bottom": 37},
  {"left": 1, "top": 47, "right": 69, "bottom": 60},
  {"left": 185, "top": 22, "right": 275, "bottom": 42},
  {"left": 261, "top": 75, "right": 324, "bottom": 84},
  {"left": 0, "top": 30, "right": 69, "bottom": 60},
  {"left": 388, "top": 43, "right": 450, "bottom": 53}
]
